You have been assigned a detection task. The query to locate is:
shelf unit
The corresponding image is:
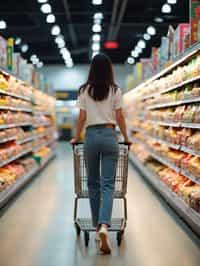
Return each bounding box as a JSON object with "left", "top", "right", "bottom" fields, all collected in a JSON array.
[
  {"left": 129, "top": 153, "right": 200, "bottom": 236},
  {"left": 125, "top": 44, "right": 200, "bottom": 235},
  {"left": 0, "top": 122, "right": 32, "bottom": 129},
  {"left": 0, "top": 136, "right": 16, "bottom": 144},
  {"left": 142, "top": 75, "right": 200, "bottom": 101},
  {"left": 0, "top": 106, "right": 32, "bottom": 113},
  {"left": 0, "top": 152, "right": 55, "bottom": 209},
  {"left": 0, "top": 67, "right": 57, "bottom": 208},
  {"left": 137, "top": 117, "right": 200, "bottom": 129},
  {"left": 148, "top": 97, "right": 200, "bottom": 110},
  {"left": 132, "top": 127, "right": 200, "bottom": 157},
  {"left": 0, "top": 148, "right": 33, "bottom": 168},
  {"left": 130, "top": 136, "right": 200, "bottom": 185},
  {"left": 16, "top": 136, "right": 36, "bottom": 145},
  {"left": 0, "top": 88, "right": 31, "bottom": 102}
]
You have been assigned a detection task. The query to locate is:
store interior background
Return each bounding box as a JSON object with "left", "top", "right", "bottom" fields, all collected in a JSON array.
[{"left": 0, "top": 0, "right": 190, "bottom": 141}]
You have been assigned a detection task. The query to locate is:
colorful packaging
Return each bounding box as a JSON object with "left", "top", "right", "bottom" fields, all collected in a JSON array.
[{"left": 173, "top": 24, "right": 191, "bottom": 58}]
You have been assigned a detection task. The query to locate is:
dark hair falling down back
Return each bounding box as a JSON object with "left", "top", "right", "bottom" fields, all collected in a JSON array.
[{"left": 79, "top": 53, "right": 118, "bottom": 101}]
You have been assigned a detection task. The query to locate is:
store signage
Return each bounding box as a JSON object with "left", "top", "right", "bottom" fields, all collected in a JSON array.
[
  {"left": 104, "top": 41, "right": 119, "bottom": 49},
  {"left": 7, "top": 38, "right": 14, "bottom": 71},
  {"left": 56, "top": 90, "right": 78, "bottom": 100}
]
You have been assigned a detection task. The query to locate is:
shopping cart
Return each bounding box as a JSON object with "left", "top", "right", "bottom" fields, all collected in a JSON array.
[{"left": 72, "top": 142, "right": 129, "bottom": 247}]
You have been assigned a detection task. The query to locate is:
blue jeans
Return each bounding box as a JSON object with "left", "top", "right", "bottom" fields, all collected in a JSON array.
[{"left": 84, "top": 126, "right": 119, "bottom": 227}]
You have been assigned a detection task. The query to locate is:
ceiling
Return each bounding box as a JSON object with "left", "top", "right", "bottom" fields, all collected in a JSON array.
[{"left": 0, "top": 0, "right": 189, "bottom": 65}]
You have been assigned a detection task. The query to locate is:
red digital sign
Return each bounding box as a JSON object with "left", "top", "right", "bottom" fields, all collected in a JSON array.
[{"left": 104, "top": 41, "right": 119, "bottom": 49}]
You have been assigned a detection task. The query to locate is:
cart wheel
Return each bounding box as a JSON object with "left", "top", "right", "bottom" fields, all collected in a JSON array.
[
  {"left": 75, "top": 223, "right": 81, "bottom": 236},
  {"left": 117, "top": 232, "right": 122, "bottom": 246},
  {"left": 84, "top": 231, "right": 89, "bottom": 247}
]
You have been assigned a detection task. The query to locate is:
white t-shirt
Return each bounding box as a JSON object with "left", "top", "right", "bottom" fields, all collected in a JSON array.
[{"left": 77, "top": 87, "right": 123, "bottom": 127}]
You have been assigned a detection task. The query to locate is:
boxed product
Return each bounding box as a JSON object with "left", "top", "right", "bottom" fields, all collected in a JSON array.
[
  {"left": 173, "top": 23, "right": 191, "bottom": 58},
  {"left": 0, "top": 35, "right": 7, "bottom": 67},
  {"left": 190, "top": 0, "right": 200, "bottom": 44}
]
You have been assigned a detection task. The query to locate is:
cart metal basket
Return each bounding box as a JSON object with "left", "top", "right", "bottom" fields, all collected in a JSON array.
[{"left": 72, "top": 142, "right": 129, "bottom": 246}]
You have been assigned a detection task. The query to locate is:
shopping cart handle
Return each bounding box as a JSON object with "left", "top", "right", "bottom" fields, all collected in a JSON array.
[
  {"left": 118, "top": 142, "right": 132, "bottom": 150},
  {"left": 71, "top": 141, "right": 131, "bottom": 150}
]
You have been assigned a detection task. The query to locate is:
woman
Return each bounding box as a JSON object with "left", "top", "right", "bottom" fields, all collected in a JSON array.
[{"left": 71, "top": 53, "right": 130, "bottom": 254}]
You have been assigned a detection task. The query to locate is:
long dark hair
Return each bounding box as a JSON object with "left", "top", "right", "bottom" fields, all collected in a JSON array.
[{"left": 79, "top": 53, "right": 118, "bottom": 101}]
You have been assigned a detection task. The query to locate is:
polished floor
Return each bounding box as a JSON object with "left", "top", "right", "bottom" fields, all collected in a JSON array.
[{"left": 0, "top": 143, "right": 200, "bottom": 266}]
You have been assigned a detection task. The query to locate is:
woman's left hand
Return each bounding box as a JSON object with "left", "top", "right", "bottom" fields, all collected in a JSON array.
[{"left": 70, "top": 138, "right": 80, "bottom": 144}]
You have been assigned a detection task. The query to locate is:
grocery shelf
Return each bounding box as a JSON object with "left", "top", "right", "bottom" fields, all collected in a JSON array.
[
  {"left": 137, "top": 117, "right": 200, "bottom": 129},
  {"left": 0, "top": 106, "right": 32, "bottom": 113},
  {"left": 0, "top": 136, "right": 16, "bottom": 144},
  {"left": 130, "top": 136, "right": 200, "bottom": 185},
  {"left": 0, "top": 122, "right": 32, "bottom": 129},
  {"left": 0, "top": 148, "right": 32, "bottom": 168},
  {"left": 148, "top": 97, "right": 200, "bottom": 110},
  {"left": 34, "top": 111, "right": 53, "bottom": 116},
  {"left": 132, "top": 127, "right": 200, "bottom": 157},
  {"left": 133, "top": 42, "right": 200, "bottom": 99},
  {"left": 147, "top": 120, "right": 181, "bottom": 127},
  {"left": 180, "top": 146, "right": 200, "bottom": 157},
  {"left": 33, "top": 123, "right": 51, "bottom": 128},
  {"left": 180, "top": 169, "right": 200, "bottom": 185},
  {"left": 0, "top": 152, "right": 55, "bottom": 209},
  {"left": 142, "top": 75, "right": 200, "bottom": 101},
  {"left": 132, "top": 128, "right": 180, "bottom": 150},
  {"left": 16, "top": 136, "right": 35, "bottom": 145},
  {"left": 129, "top": 153, "right": 200, "bottom": 236},
  {"left": 0, "top": 88, "right": 31, "bottom": 102},
  {"left": 32, "top": 140, "right": 55, "bottom": 152}
]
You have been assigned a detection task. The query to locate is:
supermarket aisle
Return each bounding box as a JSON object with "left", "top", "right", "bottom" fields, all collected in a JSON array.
[{"left": 0, "top": 143, "right": 200, "bottom": 266}]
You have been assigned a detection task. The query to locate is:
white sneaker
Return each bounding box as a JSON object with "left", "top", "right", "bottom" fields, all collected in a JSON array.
[
  {"left": 95, "top": 232, "right": 100, "bottom": 241},
  {"left": 99, "top": 226, "right": 112, "bottom": 254}
]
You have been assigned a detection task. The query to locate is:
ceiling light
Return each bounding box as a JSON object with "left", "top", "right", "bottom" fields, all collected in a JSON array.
[
  {"left": 131, "top": 50, "right": 138, "bottom": 58},
  {"left": 30, "top": 54, "right": 37, "bottom": 61},
  {"left": 58, "top": 40, "right": 65, "bottom": 48},
  {"left": 32, "top": 57, "right": 39, "bottom": 64},
  {"left": 37, "top": 0, "right": 48, "bottom": 3},
  {"left": 46, "top": 14, "right": 55, "bottom": 23},
  {"left": 55, "top": 35, "right": 64, "bottom": 44},
  {"left": 154, "top": 17, "right": 164, "bottom": 23},
  {"left": 162, "top": 3, "right": 171, "bottom": 13},
  {"left": 40, "top": 3, "right": 52, "bottom": 14},
  {"left": 143, "top": 33, "right": 151, "bottom": 40},
  {"left": 66, "top": 61, "right": 74, "bottom": 68},
  {"left": 167, "top": 0, "right": 177, "bottom": 4},
  {"left": 51, "top": 25, "right": 61, "bottom": 36},
  {"left": 92, "top": 42, "right": 100, "bottom": 51},
  {"left": 60, "top": 48, "right": 71, "bottom": 59},
  {"left": 21, "top": 44, "right": 29, "bottom": 53},
  {"left": 37, "top": 62, "right": 44, "bottom": 68},
  {"left": 15, "top": 37, "right": 22, "bottom": 45},
  {"left": 135, "top": 46, "right": 142, "bottom": 54},
  {"left": 0, "top": 20, "right": 7, "bottom": 29},
  {"left": 94, "top": 13, "right": 103, "bottom": 20},
  {"left": 92, "top": 0, "right": 102, "bottom": 5},
  {"left": 138, "top": 40, "right": 146, "bottom": 49},
  {"left": 92, "top": 24, "right": 102, "bottom": 33},
  {"left": 147, "top": 26, "right": 156, "bottom": 36},
  {"left": 127, "top": 57, "right": 135, "bottom": 65},
  {"left": 92, "top": 34, "right": 101, "bottom": 42}
]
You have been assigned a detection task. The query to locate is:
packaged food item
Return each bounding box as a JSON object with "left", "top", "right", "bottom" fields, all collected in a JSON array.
[
  {"left": 173, "top": 105, "right": 187, "bottom": 122},
  {"left": 187, "top": 131, "right": 200, "bottom": 150},
  {"left": 188, "top": 156, "right": 200, "bottom": 178},
  {"left": 182, "top": 105, "right": 197, "bottom": 123}
]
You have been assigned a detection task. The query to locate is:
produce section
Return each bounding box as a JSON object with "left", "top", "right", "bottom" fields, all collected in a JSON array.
[
  {"left": 125, "top": 42, "right": 200, "bottom": 236},
  {"left": 0, "top": 69, "right": 56, "bottom": 208}
]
